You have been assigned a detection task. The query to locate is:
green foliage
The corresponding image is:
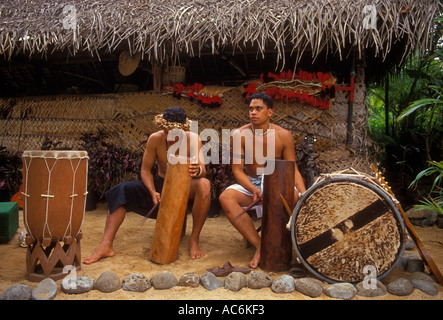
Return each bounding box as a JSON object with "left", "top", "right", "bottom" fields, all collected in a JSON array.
[
  {"left": 366, "top": 13, "right": 442, "bottom": 209},
  {"left": 409, "top": 161, "right": 443, "bottom": 215}
]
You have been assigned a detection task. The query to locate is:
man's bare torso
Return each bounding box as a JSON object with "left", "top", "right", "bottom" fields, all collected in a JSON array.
[{"left": 236, "top": 123, "right": 288, "bottom": 177}]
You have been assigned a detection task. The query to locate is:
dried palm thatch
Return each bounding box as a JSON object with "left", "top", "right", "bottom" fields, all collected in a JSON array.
[{"left": 0, "top": 0, "right": 440, "bottom": 67}]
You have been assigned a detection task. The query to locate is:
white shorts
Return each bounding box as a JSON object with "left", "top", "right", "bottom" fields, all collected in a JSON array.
[{"left": 226, "top": 175, "right": 263, "bottom": 218}]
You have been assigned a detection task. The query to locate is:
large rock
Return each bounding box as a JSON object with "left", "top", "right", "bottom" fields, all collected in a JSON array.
[
  {"left": 0, "top": 284, "right": 32, "bottom": 300},
  {"left": 178, "top": 273, "right": 200, "bottom": 288},
  {"left": 324, "top": 283, "right": 357, "bottom": 300},
  {"left": 248, "top": 271, "right": 273, "bottom": 289},
  {"left": 355, "top": 280, "right": 387, "bottom": 297},
  {"left": 94, "top": 271, "right": 121, "bottom": 293},
  {"left": 224, "top": 272, "right": 247, "bottom": 292},
  {"left": 410, "top": 279, "right": 438, "bottom": 296},
  {"left": 150, "top": 271, "right": 178, "bottom": 290},
  {"left": 405, "top": 207, "right": 438, "bottom": 227},
  {"left": 32, "top": 278, "right": 58, "bottom": 300},
  {"left": 122, "top": 273, "right": 151, "bottom": 292},
  {"left": 387, "top": 278, "right": 414, "bottom": 296},
  {"left": 200, "top": 272, "right": 224, "bottom": 291},
  {"left": 295, "top": 277, "right": 324, "bottom": 298},
  {"left": 61, "top": 276, "right": 95, "bottom": 294},
  {"left": 271, "top": 275, "right": 295, "bottom": 294}
]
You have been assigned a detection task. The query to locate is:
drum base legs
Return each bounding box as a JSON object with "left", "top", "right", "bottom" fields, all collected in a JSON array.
[{"left": 25, "top": 233, "right": 82, "bottom": 282}]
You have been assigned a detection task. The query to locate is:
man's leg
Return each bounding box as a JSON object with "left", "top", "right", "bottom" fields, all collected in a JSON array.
[
  {"left": 83, "top": 206, "right": 126, "bottom": 264},
  {"left": 188, "top": 178, "right": 211, "bottom": 259},
  {"left": 219, "top": 189, "right": 261, "bottom": 268}
]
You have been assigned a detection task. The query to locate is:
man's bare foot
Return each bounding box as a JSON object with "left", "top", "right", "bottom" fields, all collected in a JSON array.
[
  {"left": 83, "top": 245, "right": 114, "bottom": 264},
  {"left": 248, "top": 249, "right": 260, "bottom": 268},
  {"left": 189, "top": 238, "right": 205, "bottom": 259}
]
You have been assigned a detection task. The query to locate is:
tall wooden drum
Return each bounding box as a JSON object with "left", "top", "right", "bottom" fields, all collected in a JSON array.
[
  {"left": 22, "top": 150, "right": 88, "bottom": 281},
  {"left": 150, "top": 158, "right": 191, "bottom": 264},
  {"left": 290, "top": 169, "right": 406, "bottom": 283},
  {"left": 260, "top": 159, "right": 294, "bottom": 272}
]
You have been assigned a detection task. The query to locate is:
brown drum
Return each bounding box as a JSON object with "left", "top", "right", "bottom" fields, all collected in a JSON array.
[
  {"left": 260, "top": 159, "right": 294, "bottom": 272},
  {"left": 150, "top": 156, "right": 191, "bottom": 264},
  {"left": 22, "top": 150, "right": 88, "bottom": 281},
  {"left": 290, "top": 169, "right": 406, "bottom": 283}
]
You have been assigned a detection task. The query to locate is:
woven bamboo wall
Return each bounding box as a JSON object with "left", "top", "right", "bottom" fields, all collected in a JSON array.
[{"left": 0, "top": 82, "right": 372, "bottom": 174}]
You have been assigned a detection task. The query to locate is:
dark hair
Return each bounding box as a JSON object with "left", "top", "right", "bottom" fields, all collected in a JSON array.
[
  {"left": 162, "top": 106, "right": 187, "bottom": 123},
  {"left": 248, "top": 93, "right": 273, "bottom": 109}
]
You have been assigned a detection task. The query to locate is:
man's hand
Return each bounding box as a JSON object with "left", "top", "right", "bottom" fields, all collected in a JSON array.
[
  {"left": 152, "top": 192, "right": 161, "bottom": 204},
  {"left": 252, "top": 187, "right": 263, "bottom": 202},
  {"left": 189, "top": 164, "right": 202, "bottom": 178}
]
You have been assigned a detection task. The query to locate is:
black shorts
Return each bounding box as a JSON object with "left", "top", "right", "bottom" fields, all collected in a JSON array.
[{"left": 105, "top": 176, "right": 164, "bottom": 219}]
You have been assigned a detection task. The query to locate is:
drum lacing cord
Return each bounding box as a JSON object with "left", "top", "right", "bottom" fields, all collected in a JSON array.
[
  {"left": 41, "top": 157, "right": 57, "bottom": 240},
  {"left": 62, "top": 158, "right": 83, "bottom": 240},
  {"left": 320, "top": 169, "right": 400, "bottom": 204},
  {"left": 22, "top": 157, "right": 35, "bottom": 241}
]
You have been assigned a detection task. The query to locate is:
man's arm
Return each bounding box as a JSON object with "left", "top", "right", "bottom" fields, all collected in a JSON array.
[
  {"left": 281, "top": 130, "right": 306, "bottom": 198},
  {"left": 140, "top": 135, "right": 161, "bottom": 203},
  {"left": 188, "top": 131, "right": 207, "bottom": 178}
]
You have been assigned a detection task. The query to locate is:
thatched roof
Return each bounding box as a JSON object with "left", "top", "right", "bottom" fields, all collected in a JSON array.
[{"left": 1, "top": 0, "right": 440, "bottom": 66}]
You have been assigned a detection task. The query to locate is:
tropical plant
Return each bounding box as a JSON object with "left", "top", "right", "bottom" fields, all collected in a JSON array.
[
  {"left": 88, "top": 144, "right": 142, "bottom": 199},
  {"left": 79, "top": 131, "right": 143, "bottom": 198},
  {"left": 409, "top": 160, "right": 443, "bottom": 215},
  {"left": 0, "top": 146, "right": 22, "bottom": 193}
]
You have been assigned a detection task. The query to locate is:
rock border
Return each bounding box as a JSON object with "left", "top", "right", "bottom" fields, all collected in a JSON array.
[{"left": 1, "top": 268, "right": 439, "bottom": 300}]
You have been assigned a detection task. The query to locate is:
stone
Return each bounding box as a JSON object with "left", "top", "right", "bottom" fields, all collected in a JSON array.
[
  {"left": 178, "top": 272, "right": 200, "bottom": 288},
  {"left": 355, "top": 280, "right": 387, "bottom": 297},
  {"left": 324, "top": 283, "right": 357, "bottom": 300},
  {"left": 387, "top": 278, "right": 414, "bottom": 296},
  {"left": 224, "top": 272, "right": 247, "bottom": 292},
  {"left": 410, "top": 279, "right": 438, "bottom": 296},
  {"left": 32, "top": 278, "right": 58, "bottom": 300},
  {"left": 436, "top": 215, "right": 443, "bottom": 229},
  {"left": 295, "top": 277, "right": 324, "bottom": 298},
  {"left": 61, "top": 276, "right": 95, "bottom": 294},
  {"left": 0, "top": 284, "right": 32, "bottom": 300},
  {"left": 150, "top": 271, "right": 178, "bottom": 290},
  {"left": 406, "top": 258, "right": 425, "bottom": 273},
  {"left": 404, "top": 238, "right": 415, "bottom": 250},
  {"left": 247, "top": 271, "right": 273, "bottom": 289},
  {"left": 271, "top": 275, "right": 295, "bottom": 294},
  {"left": 406, "top": 207, "right": 437, "bottom": 227},
  {"left": 421, "top": 211, "right": 437, "bottom": 227},
  {"left": 406, "top": 271, "right": 435, "bottom": 283},
  {"left": 94, "top": 271, "right": 121, "bottom": 293},
  {"left": 200, "top": 272, "right": 224, "bottom": 291},
  {"left": 396, "top": 252, "right": 420, "bottom": 271},
  {"left": 122, "top": 273, "right": 151, "bottom": 292}
]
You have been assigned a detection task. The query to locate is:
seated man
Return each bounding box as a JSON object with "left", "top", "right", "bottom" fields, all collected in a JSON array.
[
  {"left": 84, "top": 106, "right": 210, "bottom": 264},
  {"left": 219, "top": 93, "right": 306, "bottom": 269}
]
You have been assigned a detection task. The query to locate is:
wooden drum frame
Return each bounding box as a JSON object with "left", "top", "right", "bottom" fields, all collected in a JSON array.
[
  {"left": 22, "top": 150, "right": 88, "bottom": 281},
  {"left": 290, "top": 169, "right": 406, "bottom": 283}
]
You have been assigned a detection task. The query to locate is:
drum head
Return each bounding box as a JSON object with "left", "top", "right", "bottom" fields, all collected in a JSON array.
[{"left": 291, "top": 176, "right": 406, "bottom": 283}]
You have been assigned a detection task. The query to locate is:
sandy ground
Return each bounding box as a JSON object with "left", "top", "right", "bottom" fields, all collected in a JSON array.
[{"left": 0, "top": 200, "right": 442, "bottom": 301}]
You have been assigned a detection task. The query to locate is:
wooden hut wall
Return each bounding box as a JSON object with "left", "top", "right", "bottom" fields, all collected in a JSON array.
[{"left": 0, "top": 78, "right": 371, "bottom": 174}]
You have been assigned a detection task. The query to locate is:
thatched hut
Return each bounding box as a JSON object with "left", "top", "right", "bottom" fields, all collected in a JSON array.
[{"left": 0, "top": 0, "right": 440, "bottom": 178}]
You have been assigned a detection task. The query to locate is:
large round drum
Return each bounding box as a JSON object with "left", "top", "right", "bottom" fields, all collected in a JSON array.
[
  {"left": 291, "top": 170, "right": 406, "bottom": 283},
  {"left": 22, "top": 150, "right": 88, "bottom": 243}
]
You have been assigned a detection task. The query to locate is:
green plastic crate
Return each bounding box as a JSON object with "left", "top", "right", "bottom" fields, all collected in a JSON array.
[{"left": 0, "top": 202, "right": 19, "bottom": 242}]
